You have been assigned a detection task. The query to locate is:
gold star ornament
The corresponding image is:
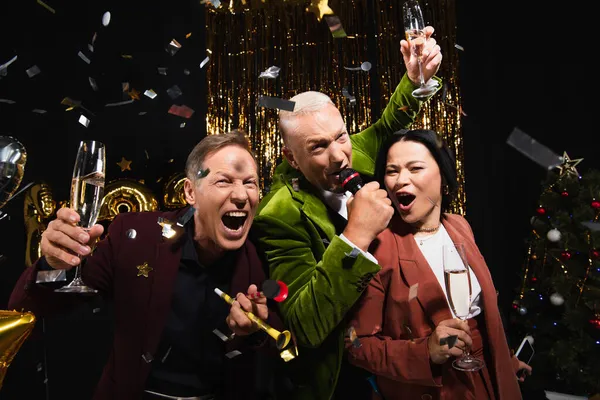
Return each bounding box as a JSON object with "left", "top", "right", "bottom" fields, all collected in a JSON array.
[
  {"left": 306, "top": 0, "right": 334, "bottom": 21},
  {"left": 556, "top": 152, "right": 583, "bottom": 178},
  {"left": 117, "top": 157, "right": 132, "bottom": 172},
  {"left": 136, "top": 262, "right": 153, "bottom": 278}
]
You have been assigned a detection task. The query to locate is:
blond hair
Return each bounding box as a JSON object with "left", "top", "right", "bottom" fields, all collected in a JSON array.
[{"left": 279, "top": 91, "right": 334, "bottom": 144}]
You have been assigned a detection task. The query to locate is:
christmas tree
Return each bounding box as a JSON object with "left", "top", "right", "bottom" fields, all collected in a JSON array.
[{"left": 510, "top": 153, "right": 600, "bottom": 397}]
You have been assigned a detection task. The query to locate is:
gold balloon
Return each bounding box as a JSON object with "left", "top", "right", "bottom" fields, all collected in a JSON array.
[
  {"left": 0, "top": 136, "right": 27, "bottom": 209},
  {"left": 23, "top": 183, "right": 56, "bottom": 268},
  {"left": 163, "top": 172, "right": 188, "bottom": 209},
  {"left": 98, "top": 179, "right": 158, "bottom": 221},
  {"left": 0, "top": 310, "right": 36, "bottom": 390}
]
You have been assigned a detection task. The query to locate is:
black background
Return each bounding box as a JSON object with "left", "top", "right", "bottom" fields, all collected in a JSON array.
[{"left": 0, "top": 0, "right": 595, "bottom": 398}]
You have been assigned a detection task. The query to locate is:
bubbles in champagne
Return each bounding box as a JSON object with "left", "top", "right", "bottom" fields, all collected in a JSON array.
[{"left": 71, "top": 171, "right": 105, "bottom": 229}]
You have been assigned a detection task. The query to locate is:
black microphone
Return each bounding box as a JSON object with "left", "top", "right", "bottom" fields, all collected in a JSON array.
[{"left": 338, "top": 168, "right": 363, "bottom": 194}]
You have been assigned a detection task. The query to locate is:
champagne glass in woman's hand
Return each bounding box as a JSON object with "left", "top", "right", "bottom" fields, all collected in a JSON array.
[
  {"left": 55, "top": 140, "right": 105, "bottom": 293},
  {"left": 443, "top": 243, "right": 484, "bottom": 371},
  {"left": 402, "top": 0, "right": 438, "bottom": 99}
]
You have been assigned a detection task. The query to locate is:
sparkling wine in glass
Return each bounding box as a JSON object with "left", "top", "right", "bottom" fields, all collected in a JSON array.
[
  {"left": 443, "top": 243, "right": 484, "bottom": 371},
  {"left": 55, "top": 141, "right": 105, "bottom": 294},
  {"left": 402, "top": 0, "right": 437, "bottom": 99}
]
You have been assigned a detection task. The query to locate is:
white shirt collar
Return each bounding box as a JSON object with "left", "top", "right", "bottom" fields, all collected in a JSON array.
[{"left": 319, "top": 189, "right": 352, "bottom": 220}]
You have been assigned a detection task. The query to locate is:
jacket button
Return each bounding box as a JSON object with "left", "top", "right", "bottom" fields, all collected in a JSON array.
[{"left": 142, "top": 352, "right": 153, "bottom": 363}]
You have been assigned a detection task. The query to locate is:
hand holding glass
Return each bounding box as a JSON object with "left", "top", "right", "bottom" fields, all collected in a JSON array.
[
  {"left": 402, "top": 0, "right": 437, "bottom": 99},
  {"left": 443, "top": 243, "right": 484, "bottom": 371},
  {"left": 55, "top": 140, "right": 105, "bottom": 293}
]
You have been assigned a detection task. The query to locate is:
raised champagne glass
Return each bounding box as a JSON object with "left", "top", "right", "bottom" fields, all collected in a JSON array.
[
  {"left": 402, "top": 0, "right": 437, "bottom": 99},
  {"left": 443, "top": 243, "right": 484, "bottom": 371},
  {"left": 55, "top": 140, "right": 105, "bottom": 293}
]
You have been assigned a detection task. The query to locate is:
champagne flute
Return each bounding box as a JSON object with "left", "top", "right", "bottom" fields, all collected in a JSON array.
[
  {"left": 402, "top": 0, "right": 437, "bottom": 99},
  {"left": 442, "top": 243, "right": 484, "bottom": 371},
  {"left": 55, "top": 141, "right": 105, "bottom": 294}
]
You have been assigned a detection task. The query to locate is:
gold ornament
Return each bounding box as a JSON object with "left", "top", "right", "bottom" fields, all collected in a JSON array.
[
  {"left": 0, "top": 310, "right": 36, "bottom": 390},
  {"left": 0, "top": 136, "right": 27, "bottom": 209},
  {"left": 136, "top": 262, "right": 153, "bottom": 278},
  {"left": 556, "top": 152, "right": 583, "bottom": 178},
  {"left": 163, "top": 172, "right": 187, "bottom": 209},
  {"left": 98, "top": 179, "right": 158, "bottom": 222},
  {"left": 306, "top": 0, "right": 334, "bottom": 21},
  {"left": 23, "top": 183, "right": 56, "bottom": 268},
  {"left": 116, "top": 157, "right": 132, "bottom": 172}
]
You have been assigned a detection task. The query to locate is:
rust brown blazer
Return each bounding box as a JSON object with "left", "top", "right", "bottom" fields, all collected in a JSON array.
[
  {"left": 347, "top": 213, "right": 522, "bottom": 400},
  {"left": 9, "top": 207, "right": 282, "bottom": 400}
]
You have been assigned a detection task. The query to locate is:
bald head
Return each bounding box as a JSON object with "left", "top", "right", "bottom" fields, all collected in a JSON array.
[{"left": 279, "top": 91, "right": 335, "bottom": 145}]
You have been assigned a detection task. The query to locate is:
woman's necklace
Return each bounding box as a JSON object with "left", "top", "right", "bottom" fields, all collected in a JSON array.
[{"left": 414, "top": 225, "right": 441, "bottom": 246}]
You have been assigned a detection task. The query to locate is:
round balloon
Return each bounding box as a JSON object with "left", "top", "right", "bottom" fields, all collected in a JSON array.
[
  {"left": 163, "top": 172, "right": 187, "bottom": 209},
  {"left": 0, "top": 136, "right": 27, "bottom": 209}
]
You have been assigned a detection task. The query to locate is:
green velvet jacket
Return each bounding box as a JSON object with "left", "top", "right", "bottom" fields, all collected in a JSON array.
[{"left": 252, "top": 74, "right": 440, "bottom": 400}]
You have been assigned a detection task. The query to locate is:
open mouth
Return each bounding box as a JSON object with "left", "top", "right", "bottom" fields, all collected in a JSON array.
[
  {"left": 222, "top": 211, "right": 248, "bottom": 231},
  {"left": 396, "top": 193, "right": 416, "bottom": 207}
]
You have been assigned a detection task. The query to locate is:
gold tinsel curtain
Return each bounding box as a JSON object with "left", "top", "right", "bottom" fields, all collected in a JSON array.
[{"left": 205, "top": 0, "right": 465, "bottom": 214}]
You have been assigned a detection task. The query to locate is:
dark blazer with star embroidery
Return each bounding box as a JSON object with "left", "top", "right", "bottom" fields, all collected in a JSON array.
[{"left": 9, "top": 207, "right": 282, "bottom": 400}]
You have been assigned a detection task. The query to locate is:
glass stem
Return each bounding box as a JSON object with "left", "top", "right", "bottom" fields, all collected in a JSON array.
[
  {"left": 73, "top": 257, "right": 84, "bottom": 282},
  {"left": 418, "top": 59, "right": 426, "bottom": 87}
]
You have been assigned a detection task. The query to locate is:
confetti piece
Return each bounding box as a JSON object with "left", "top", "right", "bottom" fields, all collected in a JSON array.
[
  {"left": 105, "top": 99, "right": 134, "bottom": 107},
  {"left": 408, "top": 283, "right": 418, "bottom": 301},
  {"left": 78, "top": 115, "right": 90, "bottom": 127},
  {"left": 144, "top": 89, "right": 157, "bottom": 99},
  {"left": 166, "top": 85, "right": 182, "bottom": 99},
  {"left": 166, "top": 39, "right": 182, "bottom": 56},
  {"left": 200, "top": 56, "right": 210, "bottom": 69},
  {"left": 88, "top": 44, "right": 94, "bottom": 52},
  {"left": 206, "top": 49, "right": 213, "bottom": 54},
  {"left": 180, "top": 122, "right": 186, "bottom": 128},
  {"left": 183, "top": 69, "right": 191, "bottom": 75},
  {"left": 346, "top": 326, "right": 361, "bottom": 348},
  {"left": 197, "top": 168, "right": 210, "bottom": 178},
  {"left": 102, "top": 11, "right": 111, "bottom": 26},
  {"left": 201, "top": 0, "right": 221, "bottom": 8},
  {"left": 158, "top": 67, "right": 168, "bottom": 76},
  {"left": 26, "top": 65, "right": 41, "bottom": 78},
  {"left": 259, "top": 66, "right": 281, "bottom": 79},
  {"left": 186, "top": 32, "right": 192, "bottom": 39},
  {"left": 32, "top": 109, "right": 47, "bottom": 114},
  {"left": 122, "top": 82, "right": 130, "bottom": 92},
  {"left": 128, "top": 89, "right": 140, "bottom": 101},
  {"left": 0, "top": 99, "right": 16, "bottom": 104},
  {"left": 91, "top": 32, "right": 98, "bottom": 45},
  {"left": 212, "top": 329, "right": 232, "bottom": 342},
  {"left": 581, "top": 221, "right": 600, "bottom": 232},
  {"left": 78, "top": 51, "right": 91, "bottom": 64},
  {"left": 225, "top": 350, "right": 241, "bottom": 359},
  {"left": 0, "top": 55, "right": 18, "bottom": 74},
  {"left": 344, "top": 61, "right": 372, "bottom": 72},
  {"left": 138, "top": 111, "right": 147, "bottom": 116},
  {"left": 258, "top": 96, "right": 295, "bottom": 112},
  {"left": 36, "top": 0, "right": 56, "bottom": 14},
  {"left": 121, "top": 54, "right": 133, "bottom": 59},
  {"left": 324, "top": 15, "right": 347, "bottom": 38},
  {"left": 88, "top": 77, "right": 99, "bottom": 91},
  {"left": 61, "top": 97, "right": 81, "bottom": 107},
  {"left": 342, "top": 87, "right": 356, "bottom": 105},
  {"left": 168, "top": 104, "right": 195, "bottom": 119},
  {"left": 454, "top": 44, "right": 465, "bottom": 51},
  {"left": 506, "top": 127, "right": 562, "bottom": 170},
  {"left": 398, "top": 105, "right": 409, "bottom": 112}
]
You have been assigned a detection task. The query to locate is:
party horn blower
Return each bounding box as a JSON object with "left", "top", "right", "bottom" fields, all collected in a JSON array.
[
  {"left": 214, "top": 288, "right": 291, "bottom": 350},
  {"left": 246, "top": 279, "right": 288, "bottom": 302}
]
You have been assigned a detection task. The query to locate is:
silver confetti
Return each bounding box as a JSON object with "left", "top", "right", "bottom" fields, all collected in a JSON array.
[
  {"left": 259, "top": 65, "right": 281, "bottom": 79},
  {"left": 78, "top": 51, "right": 91, "bottom": 64},
  {"left": 200, "top": 56, "right": 210, "bottom": 69},
  {"left": 344, "top": 61, "right": 372, "bottom": 72},
  {"left": 92, "top": 307, "right": 101, "bottom": 314},
  {"left": 32, "top": 109, "right": 47, "bottom": 114},
  {"left": 166, "top": 85, "right": 182, "bottom": 99},
  {"left": 89, "top": 77, "right": 99, "bottom": 91},
  {"left": 454, "top": 44, "right": 465, "bottom": 51},
  {"left": 105, "top": 99, "right": 134, "bottom": 107},
  {"left": 506, "top": 127, "right": 562, "bottom": 170},
  {"left": 180, "top": 122, "right": 186, "bottom": 128},
  {"left": 0, "top": 55, "right": 18, "bottom": 74},
  {"left": 183, "top": 69, "right": 190, "bottom": 75},
  {"left": 26, "top": 65, "right": 41, "bottom": 78},
  {"left": 144, "top": 89, "right": 157, "bottom": 99},
  {"left": 166, "top": 39, "right": 182, "bottom": 56},
  {"left": 342, "top": 87, "right": 356, "bottom": 105},
  {"left": 157, "top": 67, "right": 168, "bottom": 76},
  {"left": 88, "top": 43, "right": 94, "bottom": 53},
  {"left": 225, "top": 350, "right": 242, "bottom": 359},
  {"left": 126, "top": 229, "right": 137, "bottom": 239},
  {"left": 78, "top": 115, "right": 90, "bottom": 127},
  {"left": 0, "top": 99, "right": 16, "bottom": 104}
]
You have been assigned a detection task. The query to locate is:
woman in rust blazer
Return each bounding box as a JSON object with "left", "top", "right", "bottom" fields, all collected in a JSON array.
[{"left": 346, "top": 129, "right": 530, "bottom": 400}]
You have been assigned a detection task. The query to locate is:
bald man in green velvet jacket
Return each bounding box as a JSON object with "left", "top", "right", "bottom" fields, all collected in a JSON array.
[{"left": 252, "top": 27, "right": 443, "bottom": 400}]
